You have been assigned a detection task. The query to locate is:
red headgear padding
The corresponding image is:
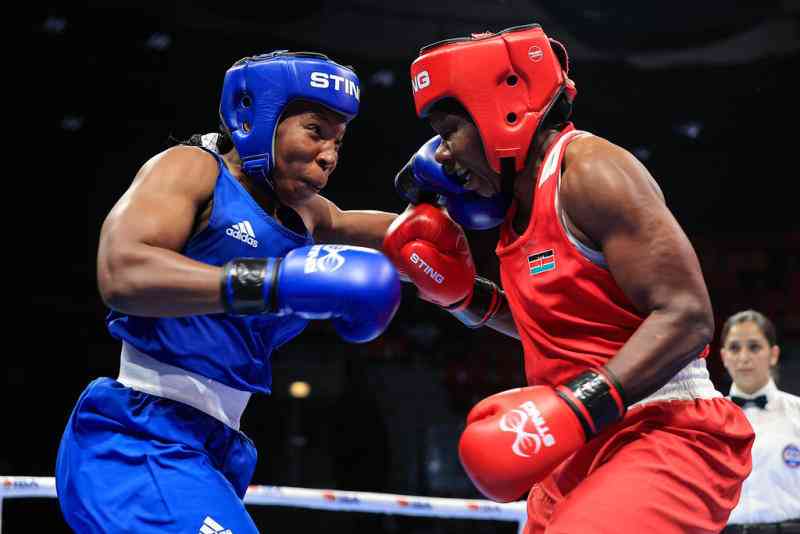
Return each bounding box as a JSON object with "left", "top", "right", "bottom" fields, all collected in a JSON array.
[{"left": 411, "top": 24, "right": 574, "bottom": 174}]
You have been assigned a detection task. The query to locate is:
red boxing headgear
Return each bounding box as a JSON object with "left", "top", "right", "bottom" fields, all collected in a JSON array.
[{"left": 411, "top": 24, "right": 575, "bottom": 174}]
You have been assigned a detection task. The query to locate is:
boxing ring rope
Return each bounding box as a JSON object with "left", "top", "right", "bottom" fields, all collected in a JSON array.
[{"left": 1, "top": 476, "right": 527, "bottom": 533}]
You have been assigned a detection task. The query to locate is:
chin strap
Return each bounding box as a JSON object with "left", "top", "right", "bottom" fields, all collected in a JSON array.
[{"left": 500, "top": 157, "right": 516, "bottom": 197}]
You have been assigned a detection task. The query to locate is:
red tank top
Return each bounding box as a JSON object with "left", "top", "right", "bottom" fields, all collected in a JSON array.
[{"left": 497, "top": 125, "right": 644, "bottom": 387}]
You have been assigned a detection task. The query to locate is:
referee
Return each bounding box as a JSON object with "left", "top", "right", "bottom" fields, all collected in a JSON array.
[{"left": 721, "top": 310, "right": 800, "bottom": 534}]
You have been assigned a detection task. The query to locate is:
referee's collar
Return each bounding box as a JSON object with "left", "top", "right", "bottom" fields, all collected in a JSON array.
[{"left": 730, "top": 378, "right": 778, "bottom": 402}]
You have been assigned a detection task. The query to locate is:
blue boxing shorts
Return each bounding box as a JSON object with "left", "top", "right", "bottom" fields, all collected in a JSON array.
[{"left": 56, "top": 378, "right": 259, "bottom": 533}]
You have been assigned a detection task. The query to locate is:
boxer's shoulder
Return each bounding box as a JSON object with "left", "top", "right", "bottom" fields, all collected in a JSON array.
[{"left": 129, "top": 145, "right": 219, "bottom": 200}]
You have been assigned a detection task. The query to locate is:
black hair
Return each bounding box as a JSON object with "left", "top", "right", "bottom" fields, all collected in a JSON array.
[
  {"left": 539, "top": 90, "right": 573, "bottom": 130},
  {"left": 170, "top": 127, "right": 234, "bottom": 154},
  {"left": 721, "top": 309, "right": 778, "bottom": 347}
]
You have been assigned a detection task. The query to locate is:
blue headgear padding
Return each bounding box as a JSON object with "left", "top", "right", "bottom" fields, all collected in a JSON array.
[{"left": 219, "top": 51, "right": 360, "bottom": 183}]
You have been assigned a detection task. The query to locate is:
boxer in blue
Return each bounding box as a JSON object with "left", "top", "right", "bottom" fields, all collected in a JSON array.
[{"left": 56, "top": 51, "right": 401, "bottom": 533}]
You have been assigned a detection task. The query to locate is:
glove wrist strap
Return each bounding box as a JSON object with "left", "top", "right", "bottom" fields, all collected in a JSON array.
[
  {"left": 221, "top": 258, "right": 281, "bottom": 315},
  {"left": 446, "top": 276, "right": 502, "bottom": 329},
  {"left": 556, "top": 368, "right": 627, "bottom": 440}
]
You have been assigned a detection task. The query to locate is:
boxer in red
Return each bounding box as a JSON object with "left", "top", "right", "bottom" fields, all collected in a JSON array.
[{"left": 384, "top": 24, "right": 754, "bottom": 534}]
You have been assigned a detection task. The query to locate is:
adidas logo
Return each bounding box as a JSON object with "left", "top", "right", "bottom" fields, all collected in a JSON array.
[
  {"left": 225, "top": 220, "right": 258, "bottom": 248},
  {"left": 199, "top": 515, "right": 233, "bottom": 534}
]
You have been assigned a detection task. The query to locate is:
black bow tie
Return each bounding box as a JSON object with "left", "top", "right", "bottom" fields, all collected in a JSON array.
[{"left": 731, "top": 395, "right": 768, "bottom": 409}]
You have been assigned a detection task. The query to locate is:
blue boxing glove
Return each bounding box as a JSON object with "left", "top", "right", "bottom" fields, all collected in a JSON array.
[
  {"left": 395, "top": 136, "right": 467, "bottom": 203},
  {"left": 394, "top": 136, "right": 510, "bottom": 230},
  {"left": 221, "top": 245, "right": 401, "bottom": 343},
  {"left": 443, "top": 191, "right": 511, "bottom": 232}
]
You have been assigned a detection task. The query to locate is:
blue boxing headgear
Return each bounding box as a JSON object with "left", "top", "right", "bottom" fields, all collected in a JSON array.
[{"left": 219, "top": 50, "right": 360, "bottom": 185}]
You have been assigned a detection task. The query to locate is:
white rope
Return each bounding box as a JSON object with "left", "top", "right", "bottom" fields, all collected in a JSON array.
[{"left": 1, "top": 476, "right": 526, "bottom": 529}]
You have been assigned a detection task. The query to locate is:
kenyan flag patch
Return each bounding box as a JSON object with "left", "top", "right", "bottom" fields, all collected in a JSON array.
[{"left": 528, "top": 249, "right": 556, "bottom": 275}]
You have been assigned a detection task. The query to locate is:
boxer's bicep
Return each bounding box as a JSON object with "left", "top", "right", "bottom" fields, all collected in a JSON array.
[
  {"left": 97, "top": 146, "right": 221, "bottom": 313},
  {"left": 102, "top": 147, "right": 216, "bottom": 252},
  {"left": 561, "top": 144, "right": 713, "bottom": 401},
  {"left": 562, "top": 145, "right": 708, "bottom": 317}
]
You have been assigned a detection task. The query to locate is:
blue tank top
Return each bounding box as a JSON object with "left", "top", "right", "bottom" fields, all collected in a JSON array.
[{"left": 107, "top": 150, "right": 313, "bottom": 393}]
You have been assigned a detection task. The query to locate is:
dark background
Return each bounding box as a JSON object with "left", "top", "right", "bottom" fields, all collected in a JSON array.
[{"left": 6, "top": 2, "right": 799, "bottom": 532}]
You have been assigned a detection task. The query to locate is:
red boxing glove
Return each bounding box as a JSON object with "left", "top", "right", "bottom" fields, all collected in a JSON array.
[
  {"left": 383, "top": 204, "right": 475, "bottom": 307},
  {"left": 459, "top": 369, "right": 626, "bottom": 502}
]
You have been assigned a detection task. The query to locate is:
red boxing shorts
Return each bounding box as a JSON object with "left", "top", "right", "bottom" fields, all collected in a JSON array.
[{"left": 524, "top": 397, "right": 754, "bottom": 534}]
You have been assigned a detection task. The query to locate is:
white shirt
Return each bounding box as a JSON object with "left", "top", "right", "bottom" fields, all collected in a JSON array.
[{"left": 727, "top": 379, "right": 800, "bottom": 524}]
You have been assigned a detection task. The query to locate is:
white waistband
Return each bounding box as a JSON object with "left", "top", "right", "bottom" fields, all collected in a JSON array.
[
  {"left": 117, "top": 342, "right": 251, "bottom": 430},
  {"left": 631, "top": 358, "right": 721, "bottom": 408}
]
